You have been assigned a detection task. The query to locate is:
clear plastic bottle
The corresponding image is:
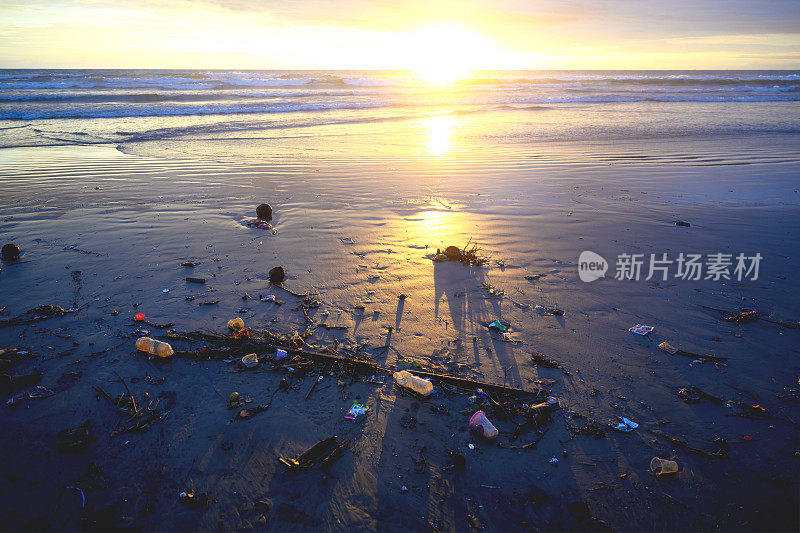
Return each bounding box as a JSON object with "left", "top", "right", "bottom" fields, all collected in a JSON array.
[
  {"left": 393, "top": 370, "right": 433, "bottom": 396},
  {"left": 136, "top": 337, "right": 174, "bottom": 358}
]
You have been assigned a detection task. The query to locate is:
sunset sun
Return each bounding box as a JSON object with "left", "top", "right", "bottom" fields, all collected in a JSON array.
[{"left": 410, "top": 23, "right": 485, "bottom": 85}]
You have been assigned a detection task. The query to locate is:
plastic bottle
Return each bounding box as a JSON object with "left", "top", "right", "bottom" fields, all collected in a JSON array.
[
  {"left": 393, "top": 370, "right": 433, "bottom": 396},
  {"left": 227, "top": 317, "right": 244, "bottom": 331},
  {"left": 136, "top": 337, "right": 174, "bottom": 358},
  {"left": 525, "top": 396, "right": 560, "bottom": 424},
  {"left": 469, "top": 410, "right": 499, "bottom": 439}
]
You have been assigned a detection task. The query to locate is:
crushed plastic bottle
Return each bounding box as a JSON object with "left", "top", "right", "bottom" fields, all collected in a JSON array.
[
  {"left": 393, "top": 370, "right": 433, "bottom": 396},
  {"left": 135, "top": 337, "right": 174, "bottom": 358},
  {"left": 525, "top": 396, "right": 561, "bottom": 424}
]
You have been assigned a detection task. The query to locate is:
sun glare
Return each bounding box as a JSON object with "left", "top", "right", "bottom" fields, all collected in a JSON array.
[{"left": 410, "top": 23, "right": 485, "bottom": 85}]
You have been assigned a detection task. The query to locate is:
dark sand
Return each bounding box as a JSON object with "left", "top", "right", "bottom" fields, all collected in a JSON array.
[{"left": 1, "top": 126, "right": 799, "bottom": 531}]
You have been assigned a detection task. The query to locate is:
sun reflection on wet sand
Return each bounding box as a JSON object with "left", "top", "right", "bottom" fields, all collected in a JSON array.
[{"left": 423, "top": 115, "right": 457, "bottom": 157}]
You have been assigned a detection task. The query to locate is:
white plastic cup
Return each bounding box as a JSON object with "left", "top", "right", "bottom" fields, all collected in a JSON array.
[{"left": 650, "top": 456, "right": 679, "bottom": 476}]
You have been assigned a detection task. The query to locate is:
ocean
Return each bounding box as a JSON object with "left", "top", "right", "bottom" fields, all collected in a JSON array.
[{"left": 1, "top": 69, "right": 799, "bottom": 160}]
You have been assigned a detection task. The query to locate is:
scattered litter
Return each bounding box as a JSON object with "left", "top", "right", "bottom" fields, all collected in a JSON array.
[
  {"left": 629, "top": 324, "right": 654, "bottom": 335},
  {"left": 227, "top": 317, "right": 245, "bottom": 331},
  {"left": 345, "top": 403, "right": 369, "bottom": 420},
  {"left": 241, "top": 353, "right": 259, "bottom": 368},
  {"left": 135, "top": 337, "right": 173, "bottom": 358},
  {"left": 394, "top": 370, "right": 433, "bottom": 396},
  {"left": 181, "top": 261, "right": 197, "bottom": 267},
  {"left": 650, "top": 456, "right": 679, "bottom": 476},
  {"left": 278, "top": 436, "right": 348, "bottom": 469},
  {"left": 469, "top": 410, "right": 499, "bottom": 439},
  {"left": 675, "top": 221, "right": 691, "bottom": 227},
  {"left": 57, "top": 421, "right": 94, "bottom": 452},
  {"left": 134, "top": 313, "right": 145, "bottom": 321},
  {"left": 549, "top": 457, "right": 559, "bottom": 466},
  {"left": 368, "top": 274, "right": 380, "bottom": 281},
  {"left": 468, "top": 443, "right": 475, "bottom": 450},
  {"left": 487, "top": 320, "right": 509, "bottom": 333},
  {"left": 198, "top": 300, "right": 218, "bottom": 306},
  {"left": 185, "top": 277, "right": 206, "bottom": 284},
  {"left": 275, "top": 349, "right": 288, "bottom": 361},
  {"left": 260, "top": 294, "right": 276, "bottom": 302},
  {"left": 162, "top": 289, "right": 169, "bottom": 293},
  {"left": 269, "top": 266, "right": 285, "bottom": 283},
  {"left": 613, "top": 417, "right": 639, "bottom": 432},
  {"left": 550, "top": 308, "right": 564, "bottom": 316},
  {"left": 65, "top": 486, "right": 86, "bottom": 508}
]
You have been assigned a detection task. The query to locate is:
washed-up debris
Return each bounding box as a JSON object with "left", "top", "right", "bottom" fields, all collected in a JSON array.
[
  {"left": 629, "top": 324, "right": 655, "bottom": 335},
  {"left": 6, "top": 385, "right": 55, "bottom": 406},
  {"left": 612, "top": 417, "right": 639, "bottom": 432},
  {"left": 227, "top": 317, "right": 245, "bottom": 331},
  {"left": 256, "top": 203, "right": 273, "bottom": 220},
  {"left": 469, "top": 410, "right": 499, "bottom": 439},
  {"left": 134, "top": 313, "right": 145, "bottom": 321},
  {"left": 394, "top": 370, "right": 433, "bottom": 396},
  {"left": 658, "top": 341, "right": 728, "bottom": 362},
  {"left": 181, "top": 261, "right": 197, "bottom": 267},
  {"left": 650, "top": 456, "right": 679, "bottom": 475},
  {"left": 279, "top": 436, "right": 348, "bottom": 469},
  {"left": 481, "top": 282, "right": 504, "bottom": 297},
  {"left": 433, "top": 242, "right": 486, "bottom": 266},
  {"left": 198, "top": 300, "right": 218, "bottom": 306},
  {"left": 675, "top": 220, "right": 691, "bottom": 227},
  {"left": 487, "top": 320, "right": 509, "bottom": 333},
  {"left": 645, "top": 429, "right": 727, "bottom": 457},
  {"left": 93, "top": 373, "right": 168, "bottom": 438},
  {"left": 702, "top": 304, "right": 800, "bottom": 329},
  {"left": 549, "top": 457, "right": 559, "bottom": 466},
  {"left": 345, "top": 402, "right": 369, "bottom": 420},
  {"left": 1, "top": 243, "right": 20, "bottom": 261},
  {"left": 530, "top": 352, "right": 570, "bottom": 374},
  {"left": 550, "top": 308, "right": 564, "bottom": 316},
  {"left": 241, "top": 353, "right": 259, "bottom": 368},
  {"left": 269, "top": 266, "right": 286, "bottom": 283},
  {"left": 678, "top": 386, "right": 724, "bottom": 404},
  {"left": 179, "top": 491, "right": 210, "bottom": 509},
  {"left": 57, "top": 421, "right": 94, "bottom": 452},
  {"left": 136, "top": 337, "right": 174, "bottom": 358},
  {"left": 525, "top": 274, "right": 547, "bottom": 281},
  {"left": 185, "top": 277, "right": 206, "bottom": 284},
  {"left": 0, "top": 304, "right": 82, "bottom": 328}
]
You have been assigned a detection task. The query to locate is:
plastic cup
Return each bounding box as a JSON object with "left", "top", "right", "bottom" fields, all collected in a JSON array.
[
  {"left": 650, "top": 456, "right": 679, "bottom": 476},
  {"left": 469, "top": 410, "right": 498, "bottom": 439}
]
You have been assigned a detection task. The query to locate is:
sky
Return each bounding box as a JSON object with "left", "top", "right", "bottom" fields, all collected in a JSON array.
[{"left": 1, "top": 0, "right": 799, "bottom": 69}]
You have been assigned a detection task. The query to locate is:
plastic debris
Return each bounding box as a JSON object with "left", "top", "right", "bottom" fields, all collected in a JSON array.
[
  {"left": 549, "top": 457, "right": 559, "bottom": 466},
  {"left": 186, "top": 277, "right": 206, "bottom": 284},
  {"left": 469, "top": 410, "right": 499, "bottom": 439},
  {"left": 227, "top": 317, "right": 245, "bottom": 331},
  {"left": 136, "top": 337, "right": 173, "bottom": 358},
  {"left": 345, "top": 402, "right": 369, "bottom": 420},
  {"left": 675, "top": 220, "right": 691, "bottom": 227},
  {"left": 487, "top": 320, "right": 509, "bottom": 332},
  {"left": 629, "top": 324, "right": 655, "bottom": 335},
  {"left": 613, "top": 417, "right": 639, "bottom": 432},
  {"left": 241, "top": 353, "right": 259, "bottom": 368},
  {"left": 134, "top": 313, "right": 146, "bottom": 321},
  {"left": 274, "top": 348, "right": 288, "bottom": 361},
  {"left": 394, "top": 370, "right": 433, "bottom": 396},
  {"left": 162, "top": 289, "right": 169, "bottom": 293},
  {"left": 658, "top": 341, "right": 677, "bottom": 354},
  {"left": 650, "top": 456, "right": 678, "bottom": 476}
]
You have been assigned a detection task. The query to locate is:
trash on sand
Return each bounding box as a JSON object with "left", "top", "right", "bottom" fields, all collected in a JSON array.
[
  {"left": 57, "top": 421, "right": 94, "bottom": 452},
  {"left": 227, "top": 317, "right": 244, "bottom": 331},
  {"left": 256, "top": 203, "right": 273, "bottom": 221},
  {"left": 7, "top": 385, "right": 55, "bottom": 406},
  {"left": 658, "top": 341, "right": 728, "bottom": 361},
  {"left": 181, "top": 261, "right": 197, "bottom": 267},
  {"left": 534, "top": 305, "right": 546, "bottom": 315},
  {"left": 135, "top": 337, "right": 174, "bottom": 358},
  {"left": 675, "top": 220, "right": 691, "bottom": 227},
  {"left": 275, "top": 348, "right": 288, "bottom": 361},
  {"left": 179, "top": 491, "right": 210, "bottom": 509},
  {"left": 613, "top": 417, "right": 639, "bottom": 432},
  {"left": 435, "top": 243, "right": 486, "bottom": 266},
  {"left": 185, "top": 277, "right": 206, "bottom": 284},
  {"left": 550, "top": 308, "right": 564, "bottom": 316},
  {"left": 241, "top": 353, "right": 259, "bottom": 368},
  {"left": 345, "top": 402, "right": 369, "bottom": 420},
  {"left": 269, "top": 266, "right": 285, "bottom": 283},
  {"left": 487, "top": 320, "right": 509, "bottom": 333},
  {"left": 65, "top": 486, "right": 86, "bottom": 508},
  {"left": 469, "top": 410, "right": 499, "bottom": 439},
  {"left": 162, "top": 288, "right": 169, "bottom": 293},
  {"left": 134, "top": 313, "right": 146, "bottom": 321},
  {"left": 278, "top": 436, "right": 348, "bottom": 469},
  {"left": 394, "top": 370, "right": 433, "bottom": 396},
  {"left": 260, "top": 294, "right": 276, "bottom": 302},
  {"left": 525, "top": 396, "right": 561, "bottom": 425},
  {"left": 229, "top": 391, "right": 240, "bottom": 407},
  {"left": 724, "top": 310, "right": 759, "bottom": 323},
  {"left": 650, "top": 456, "right": 679, "bottom": 476},
  {"left": 368, "top": 274, "right": 380, "bottom": 281},
  {"left": 629, "top": 324, "right": 655, "bottom": 335},
  {"left": 549, "top": 457, "right": 559, "bottom": 466},
  {"left": 1, "top": 243, "right": 21, "bottom": 261}
]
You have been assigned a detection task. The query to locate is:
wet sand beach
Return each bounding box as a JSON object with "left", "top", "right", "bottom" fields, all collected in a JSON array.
[{"left": 1, "top": 97, "right": 800, "bottom": 531}]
